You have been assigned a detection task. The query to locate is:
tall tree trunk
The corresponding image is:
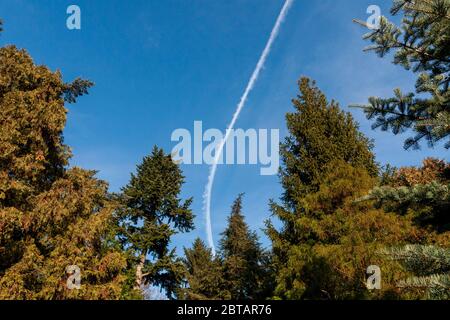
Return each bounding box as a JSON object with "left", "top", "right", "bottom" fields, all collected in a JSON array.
[{"left": 134, "top": 253, "right": 147, "bottom": 291}]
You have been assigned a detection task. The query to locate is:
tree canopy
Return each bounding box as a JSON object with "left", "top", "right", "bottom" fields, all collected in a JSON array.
[
  {"left": 0, "top": 45, "right": 127, "bottom": 299},
  {"left": 117, "top": 146, "right": 194, "bottom": 299}
]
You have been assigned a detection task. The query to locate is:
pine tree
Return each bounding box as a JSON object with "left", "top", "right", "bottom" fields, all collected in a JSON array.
[
  {"left": 179, "top": 238, "right": 227, "bottom": 300},
  {"left": 219, "top": 194, "right": 272, "bottom": 300},
  {"left": 353, "top": 0, "right": 450, "bottom": 149},
  {"left": 117, "top": 146, "right": 194, "bottom": 299},
  {"left": 266, "top": 79, "right": 420, "bottom": 299},
  {"left": 0, "top": 42, "right": 127, "bottom": 299}
]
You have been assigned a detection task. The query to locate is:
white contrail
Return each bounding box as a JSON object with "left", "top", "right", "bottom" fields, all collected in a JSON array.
[{"left": 203, "top": 0, "right": 294, "bottom": 255}]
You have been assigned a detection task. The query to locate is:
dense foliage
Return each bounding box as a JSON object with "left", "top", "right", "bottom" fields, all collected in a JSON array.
[
  {"left": 266, "top": 79, "right": 429, "bottom": 300},
  {"left": 0, "top": 44, "right": 127, "bottom": 299},
  {"left": 117, "top": 147, "right": 194, "bottom": 299},
  {"left": 351, "top": 0, "right": 450, "bottom": 299},
  {"left": 1, "top": 0, "right": 448, "bottom": 300},
  {"left": 179, "top": 238, "right": 227, "bottom": 300},
  {"left": 181, "top": 195, "right": 273, "bottom": 300}
]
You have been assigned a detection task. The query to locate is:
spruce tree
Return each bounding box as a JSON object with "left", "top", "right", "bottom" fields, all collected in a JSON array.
[
  {"left": 267, "top": 78, "right": 421, "bottom": 299},
  {"left": 280, "top": 78, "right": 378, "bottom": 213},
  {"left": 180, "top": 238, "right": 226, "bottom": 300},
  {"left": 353, "top": 0, "right": 450, "bottom": 149},
  {"left": 219, "top": 194, "right": 271, "bottom": 300},
  {"left": 383, "top": 245, "right": 450, "bottom": 299},
  {"left": 367, "top": 161, "right": 450, "bottom": 233},
  {"left": 117, "top": 147, "right": 194, "bottom": 299},
  {"left": 353, "top": 1, "right": 450, "bottom": 299},
  {"left": 0, "top": 41, "right": 127, "bottom": 298},
  {"left": 363, "top": 159, "right": 450, "bottom": 299}
]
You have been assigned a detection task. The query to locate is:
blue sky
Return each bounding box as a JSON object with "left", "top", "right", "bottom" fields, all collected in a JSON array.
[{"left": 1, "top": 0, "right": 448, "bottom": 253}]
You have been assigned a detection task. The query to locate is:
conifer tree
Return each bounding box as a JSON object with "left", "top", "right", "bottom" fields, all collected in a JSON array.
[
  {"left": 0, "top": 41, "right": 127, "bottom": 298},
  {"left": 279, "top": 78, "right": 378, "bottom": 213},
  {"left": 363, "top": 158, "right": 449, "bottom": 229},
  {"left": 353, "top": 0, "right": 450, "bottom": 149},
  {"left": 267, "top": 78, "right": 420, "bottom": 299},
  {"left": 353, "top": 1, "right": 450, "bottom": 299},
  {"left": 179, "top": 238, "right": 227, "bottom": 300},
  {"left": 362, "top": 159, "right": 450, "bottom": 299},
  {"left": 117, "top": 147, "right": 194, "bottom": 299},
  {"left": 219, "top": 194, "right": 272, "bottom": 300},
  {"left": 383, "top": 245, "right": 450, "bottom": 299}
]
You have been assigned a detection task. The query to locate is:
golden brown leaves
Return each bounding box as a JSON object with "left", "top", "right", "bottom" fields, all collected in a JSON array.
[
  {"left": 0, "top": 46, "right": 127, "bottom": 300},
  {"left": 393, "top": 158, "right": 450, "bottom": 187}
]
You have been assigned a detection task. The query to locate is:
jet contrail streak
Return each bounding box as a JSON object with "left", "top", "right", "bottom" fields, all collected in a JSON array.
[{"left": 203, "top": 0, "right": 294, "bottom": 255}]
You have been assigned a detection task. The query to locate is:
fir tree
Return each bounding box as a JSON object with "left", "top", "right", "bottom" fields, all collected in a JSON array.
[
  {"left": 356, "top": 0, "right": 450, "bottom": 299},
  {"left": 219, "top": 194, "right": 272, "bottom": 300},
  {"left": 363, "top": 158, "right": 450, "bottom": 232},
  {"left": 266, "top": 79, "right": 420, "bottom": 299},
  {"left": 0, "top": 42, "right": 127, "bottom": 299},
  {"left": 353, "top": 0, "right": 450, "bottom": 149},
  {"left": 180, "top": 238, "right": 227, "bottom": 300},
  {"left": 383, "top": 245, "right": 450, "bottom": 299},
  {"left": 117, "top": 147, "right": 194, "bottom": 299},
  {"left": 280, "top": 78, "right": 378, "bottom": 213},
  {"left": 354, "top": 0, "right": 450, "bottom": 296},
  {"left": 360, "top": 159, "right": 450, "bottom": 299}
]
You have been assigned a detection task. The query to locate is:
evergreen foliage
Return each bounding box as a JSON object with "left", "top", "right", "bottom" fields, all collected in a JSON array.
[
  {"left": 182, "top": 195, "right": 273, "bottom": 300},
  {"left": 266, "top": 79, "right": 422, "bottom": 299},
  {"left": 361, "top": 159, "right": 450, "bottom": 299},
  {"left": 1, "top": 5, "right": 449, "bottom": 301},
  {"left": 353, "top": 0, "right": 450, "bottom": 149},
  {"left": 353, "top": 1, "right": 450, "bottom": 300},
  {"left": 219, "top": 194, "right": 272, "bottom": 300},
  {"left": 179, "top": 238, "right": 227, "bottom": 300},
  {"left": 280, "top": 78, "right": 378, "bottom": 213},
  {"left": 363, "top": 158, "right": 450, "bottom": 231},
  {"left": 383, "top": 245, "right": 450, "bottom": 299},
  {"left": 117, "top": 147, "right": 194, "bottom": 299},
  {"left": 0, "top": 45, "right": 127, "bottom": 299}
]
